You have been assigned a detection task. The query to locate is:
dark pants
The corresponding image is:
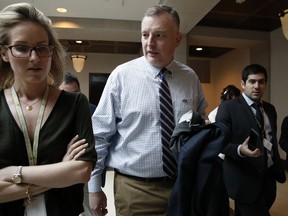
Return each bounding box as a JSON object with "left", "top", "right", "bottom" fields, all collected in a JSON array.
[{"left": 234, "top": 168, "right": 276, "bottom": 216}]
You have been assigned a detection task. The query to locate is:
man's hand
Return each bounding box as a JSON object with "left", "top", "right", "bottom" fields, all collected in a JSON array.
[
  {"left": 240, "top": 136, "right": 261, "bottom": 157},
  {"left": 89, "top": 191, "right": 108, "bottom": 216}
]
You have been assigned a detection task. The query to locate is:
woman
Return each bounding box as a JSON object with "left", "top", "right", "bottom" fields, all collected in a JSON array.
[{"left": 0, "top": 3, "right": 97, "bottom": 216}]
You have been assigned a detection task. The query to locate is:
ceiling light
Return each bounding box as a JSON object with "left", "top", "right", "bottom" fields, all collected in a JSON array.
[
  {"left": 57, "top": 8, "right": 67, "bottom": 13},
  {"left": 279, "top": 9, "right": 288, "bottom": 40},
  {"left": 52, "top": 21, "right": 81, "bottom": 29},
  {"left": 236, "top": 0, "right": 246, "bottom": 4},
  {"left": 71, "top": 55, "right": 87, "bottom": 73},
  {"left": 196, "top": 47, "right": 203, "bottom": 51}
]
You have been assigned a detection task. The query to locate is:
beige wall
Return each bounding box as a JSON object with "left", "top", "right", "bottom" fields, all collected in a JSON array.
[
  {"left": 202, "top": 48, "right": 250, "bottom": 114},
  {"left": 271, "top": 28, "right": 288, "bottom": 159},
  {"left": 271, "top": 27, "right": 288, "bottom": 132}
]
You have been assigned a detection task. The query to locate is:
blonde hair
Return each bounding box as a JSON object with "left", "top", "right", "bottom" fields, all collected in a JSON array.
[{"left": 0, "top": 2, "right": 65, "bottom": 90}]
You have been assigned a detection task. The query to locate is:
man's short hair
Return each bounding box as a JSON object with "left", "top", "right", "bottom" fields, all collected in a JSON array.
[
  {"left": 63, "top": 72, "right": 80, "bottom": 89},
  {"left": 242, "top": 64, "right": 268, "bottom": 83}
]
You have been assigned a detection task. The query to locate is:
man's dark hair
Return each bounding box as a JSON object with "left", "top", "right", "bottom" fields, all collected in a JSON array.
[
  {"left": 63, "top": 72, "right": 80, "bottom": 89},
  {"left": 242, "top": 64, "right": 268, "bottom": 83}
]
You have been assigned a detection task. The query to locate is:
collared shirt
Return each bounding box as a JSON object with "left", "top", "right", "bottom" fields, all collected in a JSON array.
[
  {"left": 208, "top": 106, "right": 218, "bottom": 123},
  {"left": 88, "top": 56, "right": 208, "bottom": 192},
  {"left": 242, "top": 92, "right": 255, "bottom": 108}
]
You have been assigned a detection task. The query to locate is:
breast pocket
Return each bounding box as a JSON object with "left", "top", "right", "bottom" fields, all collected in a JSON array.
[{"left": 174, "top": 97, "right": 199, "bottom": 121}]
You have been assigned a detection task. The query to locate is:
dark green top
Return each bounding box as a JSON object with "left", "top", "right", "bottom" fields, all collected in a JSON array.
[{"left": 0, "top": 89, "right": 97, "bottom": 216}]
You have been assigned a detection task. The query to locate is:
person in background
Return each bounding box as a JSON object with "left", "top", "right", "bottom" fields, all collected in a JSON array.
[
  {"left": 208, "top": 84, "right": 240, "bottom": 123},
  {"left": 279, "top": 116, "right": 288, "bottom": 170},
  {"left": 59, "top": 72, "right": 96, "bottom": 216},
  {"left": 208, "top": 84, "right": 240, "bottom": 215},
  {"left": 88, "top": 5, "right": 208, "bottom": 216},
  {"left": 0, "top": 3, "right": 97, "bottom": 216},
  {"left": 216, "top": 64, "right": 286, "bottom": 216},
  {"left": 59, "top": 72, "right": 96, "bottom": 116}
]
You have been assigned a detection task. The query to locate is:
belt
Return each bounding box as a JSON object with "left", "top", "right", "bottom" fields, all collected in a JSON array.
[{"left": 115, "top": 170, "right": 175, "bottom": 183}]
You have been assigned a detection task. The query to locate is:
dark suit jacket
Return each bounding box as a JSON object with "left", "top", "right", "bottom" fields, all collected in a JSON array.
[
  {"left": 89, "top": 103, "right": 96, "bottom": 116},
  {"left": 216, "top": 95, "right": 286, "bottom": 204},
  {"left": 167, "top": 122, "right": 230, "bottom": 216}
]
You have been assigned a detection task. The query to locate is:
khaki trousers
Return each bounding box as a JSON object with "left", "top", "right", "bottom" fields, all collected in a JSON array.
[{"left": 114, "top": 172, "right": 174, "bottom": 216}]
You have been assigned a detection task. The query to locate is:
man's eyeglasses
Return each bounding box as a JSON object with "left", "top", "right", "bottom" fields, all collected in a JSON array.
[{"left": 4, "top": 45, "right": 54, "bottom": 58}]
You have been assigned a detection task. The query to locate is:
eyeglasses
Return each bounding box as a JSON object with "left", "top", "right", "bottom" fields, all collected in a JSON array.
[{"left": 4, "top": 45, "right": 54, "bottom": 58}]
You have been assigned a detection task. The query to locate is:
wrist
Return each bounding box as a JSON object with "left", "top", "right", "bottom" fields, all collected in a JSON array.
[
  {"left": 12, "top": 166, "right": 23, "bottom": 184},
  {"left": 237, "top": 145, "right": 246, "bottom": 157}
]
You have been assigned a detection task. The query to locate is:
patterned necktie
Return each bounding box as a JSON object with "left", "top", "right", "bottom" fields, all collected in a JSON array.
[{"left": 159, "top": 68, "right": 177, "bottom": 178}]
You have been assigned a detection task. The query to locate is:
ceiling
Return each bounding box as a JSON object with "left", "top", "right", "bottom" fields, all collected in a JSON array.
[
  {"left": 199, "top": 0, "right": 284, "bottom": 32},
  {"left": 189, "top": 0, "right": 287, "bottom": 58},
  {"left": 0, "top": 0, "right": 286, "bottom": 58}
]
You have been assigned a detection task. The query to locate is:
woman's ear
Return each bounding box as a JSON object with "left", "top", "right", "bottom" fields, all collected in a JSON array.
[{"left": 1, "top": 51, "right": 9, "bottom": 62}]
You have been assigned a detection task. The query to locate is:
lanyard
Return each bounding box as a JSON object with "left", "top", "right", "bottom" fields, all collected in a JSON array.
[
  {"left": 11, "top": 86, "right": 49, "bottom": 166},
  {"left": 252, "top": 105, "right": 266, "bottom": 138}
]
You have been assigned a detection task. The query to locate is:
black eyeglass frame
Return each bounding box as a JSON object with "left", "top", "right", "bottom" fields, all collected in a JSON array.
[{"left": 3, "top": 45, "right": 54, "bottom": 58}]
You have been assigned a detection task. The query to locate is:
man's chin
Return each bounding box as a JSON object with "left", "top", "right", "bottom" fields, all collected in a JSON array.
[
  {"left": 251, "top": 95, "right": 262, "bottom": 101},
  {"left": 146, "top": 56, "right": 161, "bottom": 67}
]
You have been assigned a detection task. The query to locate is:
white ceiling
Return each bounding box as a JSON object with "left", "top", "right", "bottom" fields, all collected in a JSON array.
[{"left": 0, "top": 0, "right": 220, "bottom": 42}]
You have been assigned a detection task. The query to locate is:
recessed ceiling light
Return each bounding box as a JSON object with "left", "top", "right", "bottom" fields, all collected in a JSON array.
[
  {"left": 196, "top": 47, "right": 203, "bottom": 51},
  {"left": 76, "top": 40, "right": 83, "bottom": 44},
  {"left": 57, "top": 8, "right": 67, "bottom": 13},
  {"left": 235, "top": 0, "right": 246, "bottom": 4}
]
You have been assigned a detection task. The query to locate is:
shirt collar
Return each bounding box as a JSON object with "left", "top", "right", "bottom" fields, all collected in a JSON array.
[
  {"left": 150, "top": 61, "right": 175, "bottom": 78},
  {"left": 242, "top": 92, "right": 262, "bottom": 107}
]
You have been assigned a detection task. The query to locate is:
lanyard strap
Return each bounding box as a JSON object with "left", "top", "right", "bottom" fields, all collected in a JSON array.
[
  {"left": 11, "top": 86, "right": 49, "bottom": 166},
  {"left": 252, "top": 105, "right": 266, "bottom": 138}
]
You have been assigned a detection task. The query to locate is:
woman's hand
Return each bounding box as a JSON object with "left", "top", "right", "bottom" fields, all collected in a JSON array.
[{"left": 62, "top": 135, "right": 88, "bottom": 162}]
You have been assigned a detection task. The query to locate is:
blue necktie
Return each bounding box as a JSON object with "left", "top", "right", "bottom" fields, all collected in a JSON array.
[{"left": 159, "top": 68, "right": 177, "bottom": 178}]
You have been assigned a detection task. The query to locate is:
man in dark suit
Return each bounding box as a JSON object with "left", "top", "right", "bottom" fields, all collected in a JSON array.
[{"left": 216, "top": 64, "right": 286, "bottom": 216}]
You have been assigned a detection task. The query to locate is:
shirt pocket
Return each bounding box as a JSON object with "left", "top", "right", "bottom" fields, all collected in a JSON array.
[{"left": 174, "top": 97, "right": 199, "bottom": 121}]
